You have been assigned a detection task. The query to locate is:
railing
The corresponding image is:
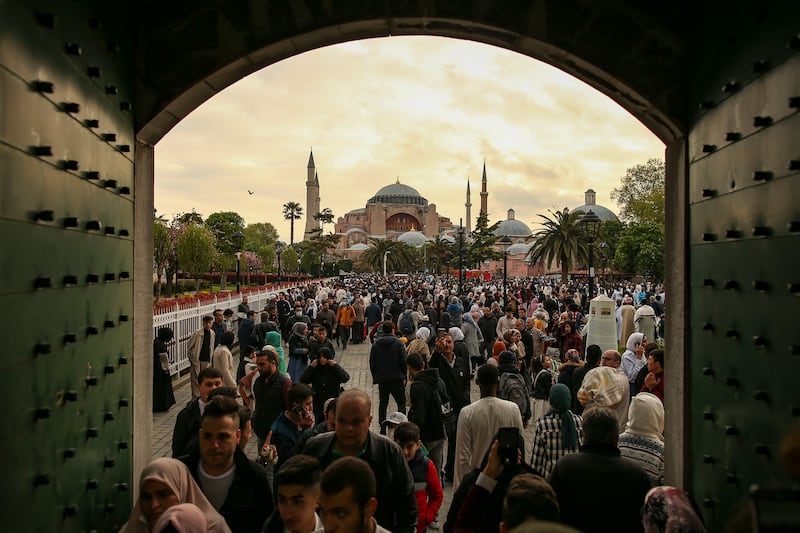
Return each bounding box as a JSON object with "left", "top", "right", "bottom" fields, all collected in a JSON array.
[{"left": 153, "top": 283, "right": 305, "bottom": 376}]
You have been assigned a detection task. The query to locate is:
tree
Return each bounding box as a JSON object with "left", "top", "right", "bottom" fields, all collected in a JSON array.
[
  {"left": 596, "top": 219, "right": 625, "bottom": 272},
  {"left": 358, "top": 238, "right": 415, "bottom": 273},
  {"left": 467, "top": 212, "right": 503, "bottom": 267},
  {"left": 614, "top": 222, "right": 665, "bottom": 279},
  {"left": 153, "top": 220, "right": 171, "bottom": 301},
  {"left": 528, "top": 207, "right": 588, "bottom": 282},
  {"left": 243, "top": 222, "right": 278, "bottom": 251},
  {"left": 427, "top": 235, "right": 454, "bottom": 274},
  {"left": 177, "top": 224, "right": 216, "bottom": 291},
  {"left": 283, "top": 202, "right": 303, "bottom": 245},
  {"left": 610, "top": 158, "right": 665, "bottom": 225},
  {"left": 281, "top": 246, "right": 299, "bottom": 275},
  {"left": 313, "top": 208, "right": 335, "bottom": 235},
  {"left": 205, "top": 211, "right": 246, "bottom": 255}
]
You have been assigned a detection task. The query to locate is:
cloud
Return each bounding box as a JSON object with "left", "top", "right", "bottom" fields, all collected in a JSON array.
[{"left": 155, "top": 36, "right": 664, "bottom": 239}]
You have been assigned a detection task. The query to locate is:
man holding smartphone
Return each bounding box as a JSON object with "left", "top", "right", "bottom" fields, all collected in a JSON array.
[{"left": 270, "top": 383, "right": 315, "bottom": 472}]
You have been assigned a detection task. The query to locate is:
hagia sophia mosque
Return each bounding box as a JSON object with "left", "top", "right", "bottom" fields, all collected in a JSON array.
[{"left": 301, "top": 150, "right": 618, "bottom": 275}]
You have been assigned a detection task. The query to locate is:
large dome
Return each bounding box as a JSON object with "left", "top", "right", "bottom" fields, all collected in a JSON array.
[
  {"left": 397, "top": 230, "right": 428, "bottom": 247},
  {"left": 573, "top": 189, "right": 619, "bottom": 222},
  {"left": 493, "top": 209, "right": 531, "bottom": 237},
  {"left": 367, "top": 181, "right": 428, "bottom": 206}
]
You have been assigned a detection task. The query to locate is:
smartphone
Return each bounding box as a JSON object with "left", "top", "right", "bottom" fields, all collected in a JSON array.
[
  {"left": 497, "top": 427, "right": 520, "bottom": 465},
  {"left": 292, "top": 404, "right": 308, "bottom": 420}
]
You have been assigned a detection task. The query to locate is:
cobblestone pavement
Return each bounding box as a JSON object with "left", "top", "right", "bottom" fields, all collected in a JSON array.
[{"left": 152, "top": 337, "right": 537, "bottom": 528}]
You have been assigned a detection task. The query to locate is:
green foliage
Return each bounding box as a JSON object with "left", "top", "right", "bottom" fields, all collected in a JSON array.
[
  {"left": 529, "top": 207, "right": 588, "bottom": 281},
  {"left": 283, "top": 201, "right": 303, "bottom": 245},
  {"left": 614, "top": 222, "right": 665, "bottom": 279},
  {"left": 177, "top": 224, "right": 216, "bottom": 291},
  {"left": 467, "top": 212, "right": 503, "bottom": 267},
  {"left": 359, "top": 238, "right": 415, "bottom": 273},
  {"left": 257, "top": 245, "right": 275, "bottom": 273},
  {"left": 313, "top": 208, "right": 335, "bottom": 235},
  {"left": 597, "top": 219, "right": 624, "bottom": 271},
  {"left": 280, "top": 246, "right": 298, "bottom": 274},
  {"left": 176, "top": 210, "right": 204, "bottom": 225},
  {"left": 205, "top": 211, "right": 246, "bottom": 255},
  {"left": 243, "top": 222, "right": 278, "bottom": 251},
  {"left": 427, "top": 235, "right": 454, "bottom": 274},
  {"left": 611, "top": 158, "right": 665, "bottom": 225}
]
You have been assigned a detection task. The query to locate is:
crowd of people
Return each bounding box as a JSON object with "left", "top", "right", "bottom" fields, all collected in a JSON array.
[{"left": 137, "top": 273, "right": 723, "bottom": 533}]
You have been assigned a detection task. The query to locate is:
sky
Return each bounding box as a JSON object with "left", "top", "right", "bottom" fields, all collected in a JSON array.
[{"left": 154, "top": 35, "right": 665, "bottom": 243}]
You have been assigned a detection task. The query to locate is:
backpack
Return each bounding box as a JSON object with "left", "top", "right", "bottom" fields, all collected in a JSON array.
[
  {"left": 399, "top": 311, "right": 416, "bottom": 336},
  {"left": 498, "top": 371, "right": 529, "bottom": 421}
]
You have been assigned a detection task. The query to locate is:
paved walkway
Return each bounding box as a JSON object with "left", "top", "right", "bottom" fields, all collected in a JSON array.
[{"left": 152, "top": 338, "right": 537, "bottom": 527}]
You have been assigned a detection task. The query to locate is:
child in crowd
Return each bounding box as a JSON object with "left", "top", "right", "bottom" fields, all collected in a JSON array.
[{"left": 393, "top": 422, "right": 443, "bottom": 533}]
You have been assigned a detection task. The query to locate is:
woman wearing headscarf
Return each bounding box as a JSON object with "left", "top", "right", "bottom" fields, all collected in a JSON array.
[
  {"left": 530, "top": 383, "right": 583, "bottom": 479},
  {"left": 305, "top": 298, "right": 318, "bottom": 321},
  {"left": 153, "top": 328, "right": 176, "bottom": 413},
  {"left": 287, "top": 322, "right": 310, "bottom": 383},
  {"left": 153, "top": 504, "right": 208, "bottom": 533},
  {"left": 621, "top": 332, "right": 647, "bottom": 396},
  {"left": 642, "top": 486, "right": 706, "bottom": 533},
  {"left": 557, "top": 348, "right": 584, "bottom": 412},
  {"left": 407, "top": 326, "right": 432, "bottom": 367},
  {"left": 461, "top": 310, "right": 484, "bottom": 372},
  {"left": 120, "top": 457, "right": 230, "bottom": 533},
  {"left": 265, "top": 330, "right": 286, "bottom": 375},
  {"left": 449, "top": 326, "right": 470, "bottom": 363},
  {"left": 618, "top": 392, "right": 665, "bottom": 486}
]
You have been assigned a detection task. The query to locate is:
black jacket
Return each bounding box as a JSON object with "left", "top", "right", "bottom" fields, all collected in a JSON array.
[
  {"left": 171, "top": 399, "right": 202, "bottom": 458},
  {"left": 299, "top": 361, "right": 350, "bottom": 406},
  {"left": 369, "top": 335, "right": 408, "bottom": 383},
  {"left": 181, "top": 447, "right": 274, "bottom": 533},
  {"left": 571, "top": 362, "right": 598, "bottom": 414},
  {"left": 429, "top": 351, "right": 471, "bottom": 411},
  {"left": 549, "top": 444, "right": 651, "bottom": 533},
  {"left": 477, "top": 314, "right": 497, "bottom": 344},
  {"left": 301, "top": 431, "right": 418, "bottom": 533},
  {"left": 409, "top": 368, "right": 447, "bottom": 442}
]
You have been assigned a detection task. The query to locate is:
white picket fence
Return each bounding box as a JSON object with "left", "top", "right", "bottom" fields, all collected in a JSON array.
[{"left": 153, "top": 284, "right": 305, "bottom": 376}]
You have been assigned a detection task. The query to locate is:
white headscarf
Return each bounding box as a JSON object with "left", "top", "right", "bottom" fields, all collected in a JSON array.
[
  {"left": 415, "top": 327, "right": 431, "bottom": 342},
  {"left": 449, "top": 326, "right": 465, "bottom": 342},
  {"left": 623, "top": 392, "right": 664, "bottom": 443}
]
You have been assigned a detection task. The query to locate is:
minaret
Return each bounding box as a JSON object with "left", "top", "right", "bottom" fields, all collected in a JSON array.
[
  {"left": 480, "top": 161, "right": 488, "bottom": 217},
  {"left": 303, "top": 150, "right": 321, "bottom": 240},
  {"left": 465, "top": 180, "right": 472, "bottom": 233}
]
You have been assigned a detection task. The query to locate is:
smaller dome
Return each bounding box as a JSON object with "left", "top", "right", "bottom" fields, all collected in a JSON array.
[
  {"left": 397, "top": 230, "right": 428, "bottom": 247},
  {"left": 494, "top": 208, "right": 531, "bottom": 237},
  {"left": 573, "top": 189, "right": 619, "bottom": 222},
  {"left": 349, "top": 243, "right": 369, "bottom": 251},
  {"left": 507, "top": 242, "right": 533, "bottom": 255}
]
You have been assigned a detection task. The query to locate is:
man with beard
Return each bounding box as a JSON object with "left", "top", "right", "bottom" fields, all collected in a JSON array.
[
  {"left": 429, "top": 333, "right": 471, "bottom": 484},
  {"left": 318, "top": 457, "right": 392, "bottom": 533},
  {"left": 251, "top": 348, "right": 291, "bottom": 450},
  {"left": 180, "top": 395, "right": 273, "bottom": 533}
]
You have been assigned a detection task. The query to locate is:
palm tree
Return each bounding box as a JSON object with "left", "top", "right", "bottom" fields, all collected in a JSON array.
[
  {"left": 313, "top": 207, "right": 335, "bottom": 235},
  {"left": 359, "top": 238, "right": 415, "bottom": 273},
  {"left": 282, "top": 201, "right": 303, "bottom": 245},
  {"left": 427, "top": 235, "right": 453, "bottom": 274},
  {"left": 528, "top": 207, "right": 588, "bottom": 281}
]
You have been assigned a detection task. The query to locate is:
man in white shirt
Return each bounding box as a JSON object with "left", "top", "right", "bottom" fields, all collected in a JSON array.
[{"left": 454, "top": 364, "right": 524, "bottom": 490}]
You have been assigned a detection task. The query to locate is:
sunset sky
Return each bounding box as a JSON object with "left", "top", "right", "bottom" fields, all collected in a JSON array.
[{"left": 154, "top": 35, "right": 665, "bottom": 243}]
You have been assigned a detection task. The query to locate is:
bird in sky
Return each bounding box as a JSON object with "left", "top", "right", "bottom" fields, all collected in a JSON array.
[{"left": 247, "top": 190, "right": 254, "bottom": 195}]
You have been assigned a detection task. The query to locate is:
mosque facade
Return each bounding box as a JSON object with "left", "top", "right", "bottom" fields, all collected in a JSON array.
[{"left": 300, "top": 151, "right": 618, "bottom": 267}]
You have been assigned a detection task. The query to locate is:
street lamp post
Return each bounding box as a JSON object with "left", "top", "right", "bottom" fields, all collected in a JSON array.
[
  {"left": 232, "top": 230, "right": 244, "bottom": 293},
  {"left": 383, "top": 250, "right": 391, "bottom": 277},
  {"left": 498, "top": 235, "right": 513, "bottom": 309},
  {"left": 580, "top": 210, "right": 601, "bottom": 302},
  {"left": 276, "top": 243, "right": 284, "bottom": 286}
]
